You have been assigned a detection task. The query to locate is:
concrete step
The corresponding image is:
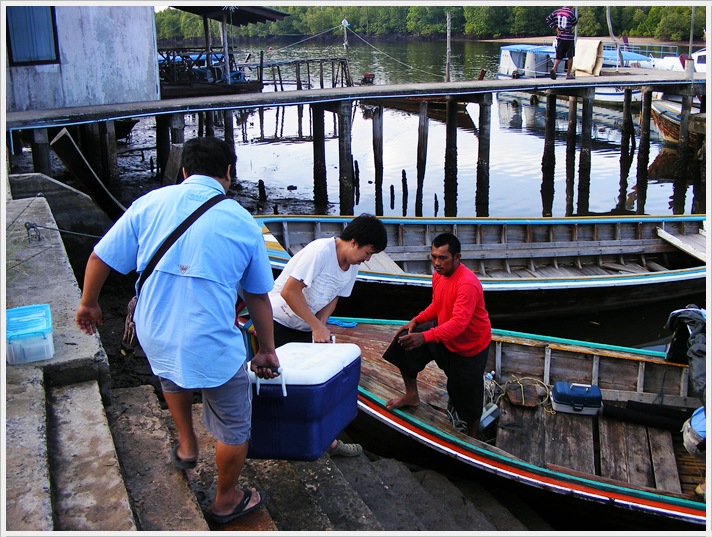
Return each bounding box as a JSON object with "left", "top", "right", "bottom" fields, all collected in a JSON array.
[
  {"left": 105, "top": 385, "right": 208, "bottom": 531},
  {"left": 370, "top": 458, "right": 498, "bottom": 531},
  {"left": 328, "top": 451, "right": 429, "bottom": 531},
  {"left": 167, "top": 403, "right": 382, "bottom": 531},
  {"left": 5, "top": 366, "right": 53, "bottom": 531},
  {"left": 47, "top": 380, "right": 136, "bottom": 531}
]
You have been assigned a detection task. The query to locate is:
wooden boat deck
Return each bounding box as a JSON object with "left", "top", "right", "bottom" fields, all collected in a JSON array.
[
  {"left": 657, "top": 226, "right": 707, "bottom": 262},
  {"left": 327, "top": 321, "right": 704, "bottom": 501}
]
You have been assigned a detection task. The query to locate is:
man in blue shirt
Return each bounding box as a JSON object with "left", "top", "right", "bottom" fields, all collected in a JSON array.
[
  {"left": 75, "top": 136, "right": 279, "bottom": 524},
  {"left": 546, "top": 6, "right": 578, "bottom": 80}
]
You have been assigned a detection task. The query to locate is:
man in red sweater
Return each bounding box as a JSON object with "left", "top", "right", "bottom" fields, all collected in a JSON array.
[{"left": 383, "top": 233, "right": 492, "bottom": 437}]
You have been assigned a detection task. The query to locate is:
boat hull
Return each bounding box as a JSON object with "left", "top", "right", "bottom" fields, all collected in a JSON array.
[
  {"left": 323, "top": 318, "right": 706, "bottom": 528},
  {"left": 257, "top": 214, "right": 706, "bottom": 323},
  {"left": 333, "top": 274, "right": 704, "bottom": 322},
  {"left": 651, "top": 98, "right": 705, "bottom": 147}
]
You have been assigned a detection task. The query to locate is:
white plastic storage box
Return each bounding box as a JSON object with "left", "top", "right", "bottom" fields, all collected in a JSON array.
[
  {"left": 551, "top": 382, "right": 602, "bottom": 416},
  {"left": 248, "top": 342, "right": 361, "bottom": 461},
  {"left": 6, "top": 304, "right": 55, "bottom": 364}
]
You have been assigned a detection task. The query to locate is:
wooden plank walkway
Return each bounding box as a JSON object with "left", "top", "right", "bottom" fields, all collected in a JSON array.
[{"left": 6, "top": 70, "right": 705, "bottom": 130}]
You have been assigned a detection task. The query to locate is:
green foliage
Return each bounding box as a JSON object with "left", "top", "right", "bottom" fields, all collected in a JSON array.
[{"left": 154, "top": 5, "right": 706, "bottom": 43}]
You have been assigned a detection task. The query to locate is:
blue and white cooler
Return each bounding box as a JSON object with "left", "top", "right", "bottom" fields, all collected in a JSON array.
[{"left": 247, "top": 342, "right": 362, "bottom": 461}]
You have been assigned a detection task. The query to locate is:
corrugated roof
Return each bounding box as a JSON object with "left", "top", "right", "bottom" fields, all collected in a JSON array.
[{"left": 170, "top": 6, "right": 288, "bottom": 27}]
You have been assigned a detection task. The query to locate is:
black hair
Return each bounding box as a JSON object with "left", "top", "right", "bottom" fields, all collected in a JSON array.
[
  {"left": 340, "top": 213, "right": 388, "bottom": 253},
  {"left": 432, "top": 233, "right": 461, "bottom": 255},
  {"left": 181, "top": 136, "right": 237, "bottom": 179}
]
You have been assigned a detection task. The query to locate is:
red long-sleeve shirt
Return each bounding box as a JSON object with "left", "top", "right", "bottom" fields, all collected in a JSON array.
[{"left": 414, "top": 263, "right": 491, "bottom": 357}]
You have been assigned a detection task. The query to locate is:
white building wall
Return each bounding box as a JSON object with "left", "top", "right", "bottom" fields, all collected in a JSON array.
[{"left": 6, "top": 6, "right": 159, "bottom": 112}]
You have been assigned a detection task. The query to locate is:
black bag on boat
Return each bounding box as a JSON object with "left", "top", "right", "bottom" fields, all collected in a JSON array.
[{"left": 664, "top": 305, "right": 706, "bottom": 400}]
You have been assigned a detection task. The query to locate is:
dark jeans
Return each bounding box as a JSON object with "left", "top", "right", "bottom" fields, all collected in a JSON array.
[{"left": 382, "top": 321, "right": 490, "bottom": 427}]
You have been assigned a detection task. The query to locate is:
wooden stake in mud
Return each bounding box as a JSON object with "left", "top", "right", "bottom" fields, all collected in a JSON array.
[
  {"left": 401, "top": 170, "right": 408, "bottom": 217},
  {"left": 416, "top": 101, "right": 429, "bottom": 217},
  {"left": 372, "top": 105, "right": 384, "bottom": 215}
]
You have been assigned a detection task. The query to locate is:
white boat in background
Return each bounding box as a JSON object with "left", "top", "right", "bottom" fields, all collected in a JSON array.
[{"left": 650, "top": 48, "right": 707, "bottom": 74}]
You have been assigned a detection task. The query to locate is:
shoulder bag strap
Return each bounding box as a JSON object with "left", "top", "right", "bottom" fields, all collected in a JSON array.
[{"left": 136, "top": 193, "right": 228, "bottom": 296}]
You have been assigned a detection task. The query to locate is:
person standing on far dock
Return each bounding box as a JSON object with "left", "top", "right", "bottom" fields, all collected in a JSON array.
[{"left": 546, "top": 5, "right": 578, "bottom": 80}]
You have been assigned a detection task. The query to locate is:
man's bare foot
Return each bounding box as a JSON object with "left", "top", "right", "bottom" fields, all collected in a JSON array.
[{"left": 386, "top": 393, "right": 420, "bottom": 410}]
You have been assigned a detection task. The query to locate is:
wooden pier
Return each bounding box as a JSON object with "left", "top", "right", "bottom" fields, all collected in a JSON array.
[{"left": 6, "top": 69, "right": 706, "bottom": 217}]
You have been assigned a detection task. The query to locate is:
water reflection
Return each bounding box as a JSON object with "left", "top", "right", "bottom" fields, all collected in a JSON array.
[{"left": 233, "top": 39, "right": 701, "bottom": 218}]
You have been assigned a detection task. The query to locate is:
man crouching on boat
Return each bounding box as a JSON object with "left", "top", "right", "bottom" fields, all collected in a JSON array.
[{"left": 382, "top": 233, "right": 492, "bottom": 438}]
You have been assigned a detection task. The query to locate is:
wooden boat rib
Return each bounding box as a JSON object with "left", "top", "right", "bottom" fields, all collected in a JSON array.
[
  {"left": 255, "top": 214, "right": 706, "bottom": 321},
  {"left": 324, "top": 318, "right": 706, "bottom": 527}
]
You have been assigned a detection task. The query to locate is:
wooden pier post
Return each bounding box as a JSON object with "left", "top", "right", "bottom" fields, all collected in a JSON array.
[
  {"left": 541, "top": 93, "right": 557, "bottom": 217},
  {"left": 311, "top": 104, "right": 327, "bottom": 209},
  {"left": 635, "top": 89, "right": 653, "bottom": 214},
  {"left": 475, "top": 93, "right": 492, "bottom": 217},
  {"left": 577, "top": 90, "right": 594, "bottom": 215},
  {"left": 415, "top": 101, "right": 429, "bottom": 217},
  {"left": 156, "top": 114, "right": 171, "bottom": 181},
  {"left": 223, "top": 110, "right": 234, "bottom": 148},
  {"left": 337, "top": 100, "right": 354, "bottom": 215},
  {"left": 444, "top": 97, "right": 458, "bottom": 216},
  {"left": 30, "top": 128, "right": 52, "bottom": 177},
  {"left": 98, "top": 120, "right": 118, "bottom": 187},
  {"left": 565, "top": 97, "right": 578, "bottom": 216},
  {"left": 169, "top": 113, "right": 185, "bottom": 144},
  {"left": 617, "top": 88, "right": 636, "bottom": 212},
  {"left": 372, "top": 105, "right": 384, "bottom": 216}
]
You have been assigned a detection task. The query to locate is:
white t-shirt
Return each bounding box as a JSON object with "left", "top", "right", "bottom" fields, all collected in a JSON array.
[{"left": 270, "top": 237, "right": 358, "bottom": 331}]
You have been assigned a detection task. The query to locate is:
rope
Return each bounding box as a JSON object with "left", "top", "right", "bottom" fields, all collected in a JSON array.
[
  {"left": 346, "top": 27, "right": 444, "bottom": 80},
  {"left": 26, "top": 223, "right": 103, "bottom": 239},
  {"left": 270, "top": 25, "right": 343, "bottom": 53},
  {"left": 496, "top": 375, "right": 556, "bottom": 414}
]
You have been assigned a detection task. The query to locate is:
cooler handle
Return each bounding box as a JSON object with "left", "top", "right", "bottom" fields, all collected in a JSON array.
[
  {"left": 569, "top": 383, "right": 593, "bottom": 391},
  {"left": 255, "top": 367, "right": 287, "bottom": 397}
]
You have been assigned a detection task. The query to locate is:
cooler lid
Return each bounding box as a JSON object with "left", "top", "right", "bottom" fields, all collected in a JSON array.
[
  {"left": 6, "top": 304, "right": 52, "bottom": 339},
  {"left": 249, "top": 342, "right": 361, "bottom": 386}
]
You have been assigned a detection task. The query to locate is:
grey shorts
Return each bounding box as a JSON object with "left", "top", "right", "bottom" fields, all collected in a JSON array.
[{"left": 159, "top": 362, "right": 253, "bottom": 445}]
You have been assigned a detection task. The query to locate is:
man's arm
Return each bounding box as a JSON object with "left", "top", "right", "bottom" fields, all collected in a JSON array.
[
  {"left": 75, "top": 251, "right": 112, "bottom": 335},
  {"left": 280, "top": 276, "right": 332, "bottom": 342},
  {"left": 243, "top": 290, "right": 281, "bottom": 378}
]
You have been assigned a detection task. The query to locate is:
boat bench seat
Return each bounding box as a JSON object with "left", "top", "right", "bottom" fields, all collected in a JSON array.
[
  {"left": 287, "top": 244, "right": 405, "bottom": 275},
  {"left": 385, "top": 238, "right": 677, "bottom": 262}
]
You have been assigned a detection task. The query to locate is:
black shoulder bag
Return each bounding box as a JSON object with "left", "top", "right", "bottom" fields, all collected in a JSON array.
[{"left": 120, "top": 194, "right": 228, "bottom": 353}]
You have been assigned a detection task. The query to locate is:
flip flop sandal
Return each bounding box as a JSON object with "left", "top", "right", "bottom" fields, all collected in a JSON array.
[
  {"left": 210, "top": 488, "right": 266, "bottom": 524},
  {"left": 171, "top": 444, "right": 197, "bottom": 470}
]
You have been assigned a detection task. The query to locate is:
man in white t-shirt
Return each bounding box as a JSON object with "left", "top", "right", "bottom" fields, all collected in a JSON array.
[{"left": 269, "top": 214, "right": 387, "bottom": 456}]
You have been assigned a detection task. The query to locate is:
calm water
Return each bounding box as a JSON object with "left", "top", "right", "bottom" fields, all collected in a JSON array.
[{"left": 230, "top": 38, "right": 693, "bottom": 219}]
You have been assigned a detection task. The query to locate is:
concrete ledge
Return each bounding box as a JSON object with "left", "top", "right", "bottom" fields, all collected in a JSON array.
[
  {"left": 47, "top": 381, "right": 136, "bottom": 531},
  {"left": 6, "top": 196, "right": 110, "bottom": 401},
  {"left": 4, "top": 366, "right": 54, "bottom": 531}
]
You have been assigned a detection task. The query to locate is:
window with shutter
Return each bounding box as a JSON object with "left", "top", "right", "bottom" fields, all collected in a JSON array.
[{"left": 7, "top": 6, "right": 59, "bottom": 65}]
